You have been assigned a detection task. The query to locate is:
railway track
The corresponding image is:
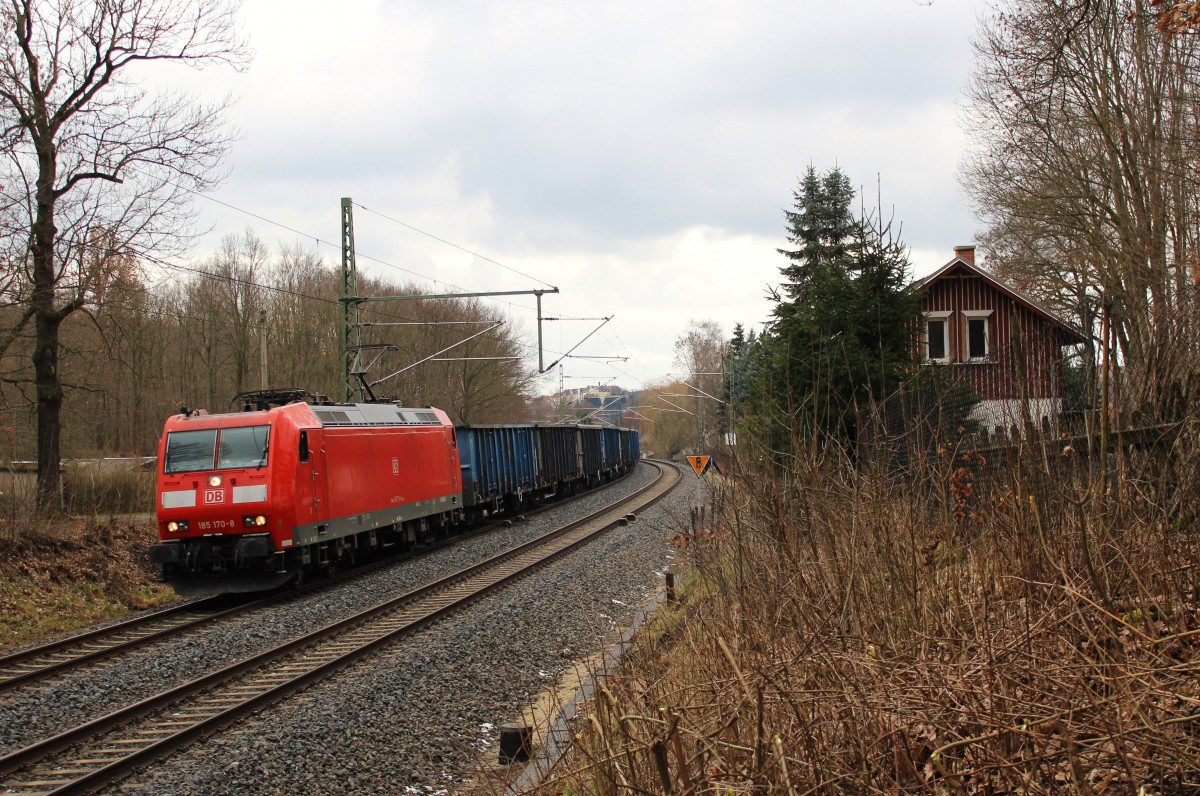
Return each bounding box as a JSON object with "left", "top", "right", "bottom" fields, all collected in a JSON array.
[
  {"left": 0, "top": 469, "right": 639, "bottom": 697},
  {"left": 0, "top": 598, "right": 263, "bottom": 694},
  {"left": 0, "top": 460, "right": 679, "bottom": 795}
]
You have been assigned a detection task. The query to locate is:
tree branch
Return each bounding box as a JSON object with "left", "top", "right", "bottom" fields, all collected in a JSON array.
[
  {"left": 0, "top": 302, "right": 33, "bottom": 357},
  {"left": 53, "top": 169, "right": 124, "bottom": 197}
]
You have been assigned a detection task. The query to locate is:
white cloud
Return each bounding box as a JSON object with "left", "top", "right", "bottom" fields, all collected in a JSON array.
[{"left": 167, "top": 0, "right": 989, "bottom": 391}]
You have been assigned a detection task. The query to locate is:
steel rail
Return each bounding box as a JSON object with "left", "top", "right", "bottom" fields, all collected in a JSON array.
[
  {"left": 0, "top": 600, "right": 218, "bottom": 673},
  {"left": 0, "top": 461, "right": 678, "bottom": 796}
]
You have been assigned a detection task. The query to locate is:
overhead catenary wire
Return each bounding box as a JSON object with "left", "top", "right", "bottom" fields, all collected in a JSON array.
[
  {"left": 353, "top": 202, "right": 557, "bottom": 291},
  {"left": 32, "top": 241, "right": 542, "bottom": 373},
  {"left": 361, "top": 321, "right": 494, "bottom": 327},
  {"left": 8, "top": 272, "right": 650, "bottom": 437},
  {"left": 371, "top": 322, "right": 505, "bottom": 387},
  {"left": 152, "top": 174, "right": 557, "bottom": 317},
  {"left": 117, "top": 241, "right": 535, "bottom": 343},
  {"left": 35, "top": 171, "right": 623, "bottom": 384},
  {"left": 43, "top": 164, "right": 645, "bottom": 390},
  {"left": 149, "top": 248, "right": 691, "bottom": 398},
  {"left": 37, "top": 277, "right": 545, "bottom": 402},
  {"left": 155, "top": 178, "right": 617, "bottom": 368}
]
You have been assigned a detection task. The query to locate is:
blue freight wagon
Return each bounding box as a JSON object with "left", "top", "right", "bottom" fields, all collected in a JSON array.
[
  {"left": 456, "top": 425, "right": 537, "bottom": 513},
  {"left": 458, "top": 423, "right": 639, "bottom": 517},
  {"left": 617, "top": 427, "right": 637, "bottom": 465},
  {"left": 600, "top": 427, "right": 622, "bottom": 473}
]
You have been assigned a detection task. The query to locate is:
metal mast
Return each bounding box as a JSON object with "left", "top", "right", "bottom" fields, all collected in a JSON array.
[
  {"left": 336, "top": 197, "right": 628, "bottom": 401},
  {"left": 340, "top": 198, "right": 362, "bottom": 402}
]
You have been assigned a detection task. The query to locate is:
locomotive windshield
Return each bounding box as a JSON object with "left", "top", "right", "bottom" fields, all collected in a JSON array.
[
  {"left": 218, "top": 426, "right": 270, "bottom": 469},
  {"left": 164, "top": 425, "right": 269, "bottom": 473},
  {"left": 164, "top": 429, "right": 217, "bottom": 473}
]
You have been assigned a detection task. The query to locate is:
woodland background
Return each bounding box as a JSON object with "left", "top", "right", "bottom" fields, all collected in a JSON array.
[{"left": 0, "top": 230, "right": 537, "bottom": 462}]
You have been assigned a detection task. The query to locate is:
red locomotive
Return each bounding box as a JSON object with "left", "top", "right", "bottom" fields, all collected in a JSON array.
[
  {"left": 150, "top": 389, "right": 641, "bottom": 596},
  {"left": 150, "top": 393, "right": 462, "bottom": 595}
]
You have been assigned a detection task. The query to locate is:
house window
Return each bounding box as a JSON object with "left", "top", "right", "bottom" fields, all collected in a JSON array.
[
  {"left": 923, "top": 311, "right": 951, "bottom": 363},
  {"left": 962, "top": 310, "right": 993, "bottom": 361},
  {"left": 967, "top": 319, "right": 987, "bottom": 358},
  {"left": 929, "top": 320, "right": 947, "bottom": 359}
]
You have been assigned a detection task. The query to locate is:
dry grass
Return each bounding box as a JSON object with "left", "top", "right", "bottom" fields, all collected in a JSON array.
[
  {"left": 531, "top": 431, "right": 1200, "bottom": 794},
  {"left": 62, "top": 467, "right": 155, "bottom": 517},
  {"left": 0, "top": 466, "right": 154, "bottom": 541}
]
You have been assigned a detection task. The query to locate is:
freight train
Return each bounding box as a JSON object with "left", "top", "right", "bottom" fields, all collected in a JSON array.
[{"left": 149, "top": 391, "right": 640, "bottom": 595}]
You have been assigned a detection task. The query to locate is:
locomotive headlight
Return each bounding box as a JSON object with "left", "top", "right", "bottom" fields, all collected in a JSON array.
[
  {"left": 244, "top": 514, "right": 268, "bottom": 528},
  {"left": 166, "top": 520, "right": 189, "bottom": 533},
  {"left": 208, "top": 475, "right": 222, "bottom": 487}
]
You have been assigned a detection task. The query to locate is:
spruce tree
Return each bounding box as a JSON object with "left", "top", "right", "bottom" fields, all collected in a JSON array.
[
  {"left": 719, "top": 323, "right": 754, "bottom": 436},
  {"left": 847, "top": 219, "right": 921, "bottom": 406},
  {"left": 752, "top": 166, "right": 920, "bottom": 449},
  {"left": 778, "top": 166, "right": 857, "bottom": 303}
]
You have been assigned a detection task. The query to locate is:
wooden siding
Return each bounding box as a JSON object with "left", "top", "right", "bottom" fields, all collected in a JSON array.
[{"left": 921, "top": 268, "right": 1068, "bottom": 402}]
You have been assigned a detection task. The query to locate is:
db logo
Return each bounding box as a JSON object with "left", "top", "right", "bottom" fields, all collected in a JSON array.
[{"left": 203, "top": 489, "right": 225, "bottom": 505}]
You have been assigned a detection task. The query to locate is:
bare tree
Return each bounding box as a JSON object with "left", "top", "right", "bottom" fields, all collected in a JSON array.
[
  {"left": 204, "top": 230, "right": 268, "bottom": 396},
  {"left": 182, "top": 266, "right": 232, "bottom": 412},
  {"left": 62, "top": 245, "right": 152, "bottom": 453},
  {"left": 268, "top": 242, "right": 341, "bottom": 397},
  {"left": 100, "top": 267, "right": 158, "bottom": 452},
  {"left": 360, "top": 292, "right": 536, "bottom": 424},
  {"left": 963, "top": 0, "right": 1200, "bottom": 411},
  {"left": 673, "top": 319, "right": 727, "bottom": 451},
  {"left": 449, "top": 314, "right": 535, "bottom": 424},
  {"left": 638, "top": 378, "right": 697, "bottom": 459},
  {"left": 0, "top": 0, "right": 247, "bottom": 510}
]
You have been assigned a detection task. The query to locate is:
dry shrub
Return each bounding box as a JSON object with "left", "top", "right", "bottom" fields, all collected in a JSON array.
[
  {"left": 0, "top": 520, "right": 163, "bottom": 607},
  {"left": 0, "top": 465, "right": 152, "bottom": 539},
  {"left": 63, "top": 466, "right": 155, "bottom": 516},
  {"left": 0, "top": 468, "right": 38, "bottom": 541},
  {"left": 540, "top": 429, "right": 1200, "bottom": 794}
]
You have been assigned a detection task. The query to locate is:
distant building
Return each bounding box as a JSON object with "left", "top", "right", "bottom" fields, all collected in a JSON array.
[{"left": 531, "top": 384, "right": 631, "bottom": 425}]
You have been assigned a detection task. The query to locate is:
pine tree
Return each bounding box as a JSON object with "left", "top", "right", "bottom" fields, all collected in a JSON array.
[
  {"left": 847, "top": 219, "right": 921, "bottom": 404},
  {"left": 777, "top": 166, "right": 857, "bottom": 304},
  {"left": 719, "top": 323, "right": 754, "bottom": 435},
  {"left": 750, "top": 167, "right": 920, "bottom": 449}
]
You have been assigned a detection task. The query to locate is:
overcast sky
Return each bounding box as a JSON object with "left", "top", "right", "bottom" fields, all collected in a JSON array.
[{"left": 178, "top": 0, "right": 989, "bottom": 394}]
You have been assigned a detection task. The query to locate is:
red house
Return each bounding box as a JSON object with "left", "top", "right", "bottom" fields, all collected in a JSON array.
[{"left": 915, "top": 246, "right": 1088, "bottom": 433}]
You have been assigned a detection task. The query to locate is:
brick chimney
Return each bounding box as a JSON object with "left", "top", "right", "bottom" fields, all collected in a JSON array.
[{"left": 954, "top": 245, "right": 976, "bottom": 265}]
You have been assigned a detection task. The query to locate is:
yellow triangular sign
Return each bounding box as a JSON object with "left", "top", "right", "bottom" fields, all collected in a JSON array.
[{"left": 686, "top": 455, "right": 711, "bottom": 476}]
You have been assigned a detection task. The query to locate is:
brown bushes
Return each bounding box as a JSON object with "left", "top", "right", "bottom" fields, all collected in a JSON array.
[{"left": 540, "top": 433, "right": 1200, "bottom": 793}]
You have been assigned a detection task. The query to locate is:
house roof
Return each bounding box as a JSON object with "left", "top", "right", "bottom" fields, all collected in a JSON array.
[{"left": 915, "top": 256, "right": 1089, "bottom": 346}]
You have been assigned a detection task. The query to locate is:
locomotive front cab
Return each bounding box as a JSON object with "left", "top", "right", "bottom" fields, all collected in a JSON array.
[
  {"left": 151, "top": 413, "right": 294, "bottom": 594},
  {"left": 162, "top": 423, "right": 272, "bottom": 529}
]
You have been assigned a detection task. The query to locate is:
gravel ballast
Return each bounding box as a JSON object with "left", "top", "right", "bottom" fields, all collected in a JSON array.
[{"left": 0, "top": 463, "right": 707, "bottom": 795}]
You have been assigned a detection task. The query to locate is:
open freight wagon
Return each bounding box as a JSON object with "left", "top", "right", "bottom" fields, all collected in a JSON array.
[{"left": 456, "top": 424, "right": 639, "bottom": 516}]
